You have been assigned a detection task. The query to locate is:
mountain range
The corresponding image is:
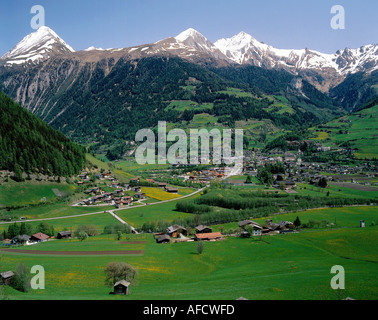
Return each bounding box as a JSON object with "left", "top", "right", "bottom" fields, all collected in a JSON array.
[
  {"left": 0, "top": 26, "right": 376, "bottom": 158},
  {"left": 2, "top": 26, "right": 377, "bottom": 91}
]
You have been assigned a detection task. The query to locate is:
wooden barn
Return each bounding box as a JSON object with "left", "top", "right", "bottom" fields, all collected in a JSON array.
[
  {"left": 113, "top": 280, "right": 130, "bottom": 295},
  {"left": 156, "top": 234, "right": 171, "bottom": 244},
  {"left": 57, "top": 231, "right": 72, "bottom": 239},
  {"left": 0, "top": 271, "right": 14, "bottom": 285},
  {"left": 167, "top": 224, "right": 187, "bottom": 238},
  {"left": 195, "top": 225, "right": 213, "bottom": 234}
]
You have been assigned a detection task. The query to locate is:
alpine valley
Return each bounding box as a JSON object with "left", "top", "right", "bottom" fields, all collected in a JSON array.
[
  {"left": 0, "top": 26, "right": 377, "bottom": 158},
  {"left": 1, "top": 24, "right": 378, "bottom": 302}
]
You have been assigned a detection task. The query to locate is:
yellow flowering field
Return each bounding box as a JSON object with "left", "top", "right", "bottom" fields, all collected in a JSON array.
[{"left": 141, "top": 187, "right": 182, "bottom": 201}]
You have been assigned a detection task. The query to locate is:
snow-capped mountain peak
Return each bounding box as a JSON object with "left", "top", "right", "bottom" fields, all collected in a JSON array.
[
  {"left": 214, "top": 31, "right": 378, "bottom": 77},
  {"left": 175, "top": 28, "right": 219, "bottom": 54},
  {"left": 1, "top": 26, "right": 75, "bottom": 65}
]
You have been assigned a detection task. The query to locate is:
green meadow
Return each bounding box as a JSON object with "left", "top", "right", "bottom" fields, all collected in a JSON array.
[
  {"left": 0, "top": 212, "right": 118, "bottom": 235},
  {"left": 296, "top": 182, "right": 378, "bottom": 200},
  {"left": 0, "top": 180, "right": 77, "bottom": 208},
  {"left": 1, "top": 224, "right": 377, "bottom": 300}
]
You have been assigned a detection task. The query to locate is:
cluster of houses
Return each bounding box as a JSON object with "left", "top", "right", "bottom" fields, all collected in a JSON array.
[
  {"left": 154, "top": 224, "right": 224, "bottom": 244},
  {"left": 80, "top": 184, "right": 146, "bottom": 208},
  {"left": 2, "top": 231, "right": 73, "bottom": 247},
  {"left": 177, "top": 168, "right": 226, "bottom": 184},
  {"left": 154, "top": 219, "right": 296, "bottom": 244}
]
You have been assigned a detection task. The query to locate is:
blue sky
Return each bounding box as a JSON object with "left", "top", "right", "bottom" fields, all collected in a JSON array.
[{"left": 0, "top": 0, "right": 377, "bottom": 56}]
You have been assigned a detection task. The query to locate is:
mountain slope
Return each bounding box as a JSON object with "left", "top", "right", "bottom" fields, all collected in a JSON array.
[
  {"left": 0, "top": 92, "right": 86, "bottom": 177},
  {"left": 308, "top": 98, "right": 378, "bottom": 159}
]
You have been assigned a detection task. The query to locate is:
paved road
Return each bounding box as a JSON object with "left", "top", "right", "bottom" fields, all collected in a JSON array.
[{"left": 0, "top": 186, "right": 208, "bottom": 227}]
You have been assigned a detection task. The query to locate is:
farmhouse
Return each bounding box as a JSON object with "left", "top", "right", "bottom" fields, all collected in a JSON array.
[
  {"left": 12, "top": 234, "right": 31, "bottom": 245},
  {"left": 158, "top": 182, "right": 167, "bottom": 188},
  {"left": 30, "top": 232, "right": 49, "bottom": 243},
  {"left": 167, "top": 224, "right": 187, "bottom": 238},
  {"left": 194, "top": 232, "right": 224, "bottom": 241},
  {"left": 132, "top": 186, "right": 141, "bottom": 192},
  {"left": 134, "top": 193, "right": 146, "bottom": 200},
  {"left": 238, "top": 220, "right": 262, "bottom": 230},
  {"left": 0, "top": 271, "right": 14, "bottom": 285},
  {"left": 113, "top": 280, "right": 130, "bottom": 295}
]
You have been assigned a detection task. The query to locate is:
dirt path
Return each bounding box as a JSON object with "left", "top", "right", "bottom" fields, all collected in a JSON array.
[{"left": 0, "top": 249, "right": 144, "bottom": 256}]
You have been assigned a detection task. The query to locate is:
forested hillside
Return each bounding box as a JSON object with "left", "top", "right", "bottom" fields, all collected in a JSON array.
[
  {"left": 0, "top": 92, "right": 86, "bottom": 178},
  {"left": 0, "top": 56, "right": 344, "bottom": 159}
]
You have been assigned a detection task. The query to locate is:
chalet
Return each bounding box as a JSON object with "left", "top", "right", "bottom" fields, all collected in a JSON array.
[
  {"left": 165, "top": 187, "right": 178, "bottom": 193},
  {"left": 0, "top": 271, "right": 14, "bottom": 285},
  {"left": 121, "top": 198, "right": 133, "bottom": 206},
  {"left": 194, "top": 232, "right": 224, "bottom": 241},
  {"left": 238, "top": 220, "right": 262, "bottom": 230},
  {"left": 123, "top": 184, "right": 130, "bottom": 190},
  {"left": 158, "top": 182, "right": 167, "bottom": 188},
  {"left": 57, "top": 231, "right": 72, "bottom": 239},
  {"left": 283, "top": 180, "right": 296, "bottom": 190},
  {"left": 134, "top": 193, "right": 146, "bottom": 200},
  {"left": 146, "top": 179, "right": 155, "bottom": 183},
  {"left": 130, "top": 178, "right": 140, "bottom": 184},
  {"left": 113, "top": 280, "right": 130, "bottom": 295},
  {"left": 167, "top": 224, "right": 187, "bottom": 238},
  {"left": 264, "top": 220, "right": 294, "bottom": 232},
  {"left": 132, "top": 186, "right": 141, "bottom": 192},
  {"left": 195, "top": 225, "right": 213, "bottom": 234},
  {"left": 30, "top": 232, "right": 49, "bottom": 243},
  {"left": 156, "top": 234, "right": 171, "bottom": 244},
  {"left": 12, "top": 234, "right": 31, "bottom": 245}
]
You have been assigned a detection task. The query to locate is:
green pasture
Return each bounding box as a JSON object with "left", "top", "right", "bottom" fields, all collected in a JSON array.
[
  {"left": 1, "top": 225, "right": 377, "bottom": 300},
  {"left": 0, "top": 180, "right": 77, "bottom": 208}
]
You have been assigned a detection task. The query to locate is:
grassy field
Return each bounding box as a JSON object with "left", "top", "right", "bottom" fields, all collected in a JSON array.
[
  {"left": 0, "top": 180, "right": 77, "bottom": 208},
  {"left": 296, "top": 182, "right": 378, "bottom": 200},
  {"left": 1, "top": 223, "right": 377, "bottom": 300},
  {"left": 0, "top": 212, "right": 118, "bottom": 235},
  {"left": 115, "top": 200, "right": 192, "bottom": 228},
  {"left": 0, "top": 202, "right": 114, "bottom": 221}
]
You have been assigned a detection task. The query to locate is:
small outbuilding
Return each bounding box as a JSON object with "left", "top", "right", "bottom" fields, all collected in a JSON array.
[
  {"left": 113, "top": 280, "right": 130, "bottom": 295},
  {"left": 156, "top": 234, "right": 171, "bottom": 244},
  {"left": 0, "top": 271, "right": 14, "bottom": 285},
  {"left": 57, "top": 231, "right": 72, "bottom": 239},
  {"left": 195, "top": 225, "right": 213, "bottom": 234}
]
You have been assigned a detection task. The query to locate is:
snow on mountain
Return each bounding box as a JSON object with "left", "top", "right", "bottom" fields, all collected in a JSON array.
[
  {"left": 214, "top": 31, "right": 377, "bottom": 76},
  {"left": 175, "top": 28, "right": 230, "bottom": 61},
  {"left": 1, "top": 26, "right": 376, "bottom": 81},
  {"left": 84, "top": 46, "right": 104, "bottom": 51},
  {"left": 1, "top": 26, "right": 75, "bottom": 65}
]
